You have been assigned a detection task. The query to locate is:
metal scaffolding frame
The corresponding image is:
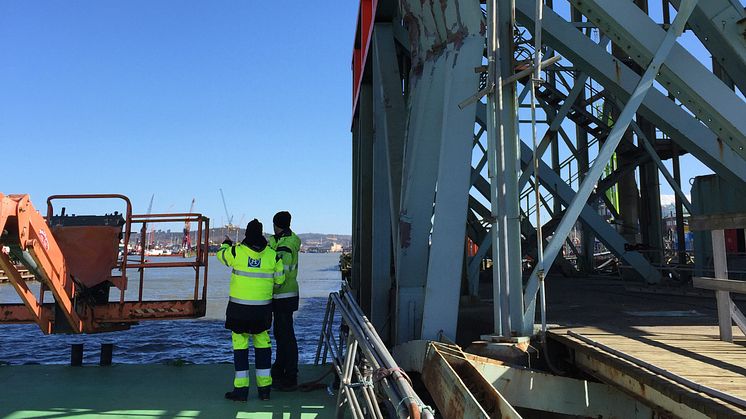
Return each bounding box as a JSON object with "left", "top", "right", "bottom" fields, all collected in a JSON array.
[{"left": 350, "top": 0, "right": 746, "bottom": 343}]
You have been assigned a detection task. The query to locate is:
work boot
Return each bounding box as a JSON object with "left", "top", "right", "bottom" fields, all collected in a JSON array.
[
  {"left": 276, "top": 376, "right": 298, "bottom": 392},
  {"left": 271, "top": 366, "right": 284, "bottom": 389},
  {"left": 257, "top": 386, "right": 271, "bottom": 401},
  {"left": 224, "top": 387, "right": 248, "bottom": 402},
  {"left": 271, "top": 377, "right": 284, "bottom": 390}
]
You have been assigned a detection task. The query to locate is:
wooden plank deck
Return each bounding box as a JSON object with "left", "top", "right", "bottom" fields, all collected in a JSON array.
[{"left": 549, "top": 325, "right": 746, "bottom": 418}]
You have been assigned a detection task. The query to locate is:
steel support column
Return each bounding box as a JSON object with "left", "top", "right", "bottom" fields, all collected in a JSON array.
[
  {"left": 372, "top": 24, "right": 406, "bottom": 253},
  {"left": 394, "top": 54, "right": 442, "bottom": 342},
  {"left": 395, "top": 0, "right": 482, "bottom": 343},
  {"left": 638, "top": 118, "right": 664, "bottom": 262},
  {"left": 421, "top": 35, "right": 482, "bottom": 340},
  {"left": 370, "top": 24, "right": 407, "bottom": 341},
  {"left": 356, "top": 83, "right": 374, "bottom": 315},
  {"left": 487, "top": 0, "right": 525, "bottom": 337}
]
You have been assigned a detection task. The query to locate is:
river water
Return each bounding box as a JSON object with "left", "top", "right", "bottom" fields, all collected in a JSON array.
[{"left": 0, "top": 253, "right": 343, "bottom": 365}]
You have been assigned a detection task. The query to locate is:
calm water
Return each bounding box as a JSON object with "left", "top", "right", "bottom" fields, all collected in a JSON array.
[{"left": 0, "top": 253, "right": 343, "bottom": 365}]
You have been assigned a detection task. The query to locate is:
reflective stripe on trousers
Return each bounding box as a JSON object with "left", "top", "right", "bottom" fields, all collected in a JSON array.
[
  {"left": 232, "top": 331, "right": 272, "bottom": 388},
  {"left": 234, "top": 369, "right": 250, "bottom": 388}
]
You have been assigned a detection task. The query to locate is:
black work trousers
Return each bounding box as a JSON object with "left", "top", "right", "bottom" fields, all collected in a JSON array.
[{"left": 272, "top": 307, "right": 298, "bottom": 382}]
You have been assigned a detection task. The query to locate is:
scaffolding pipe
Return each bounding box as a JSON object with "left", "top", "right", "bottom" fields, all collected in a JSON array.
[
  {"left": 342, "top": 291, "right": 429, "bottom": 419},
  {"left": 318, "top": 289, "right": 433, "bottom": 419},
  {"left": 528, "top": 0, "right": 548, "bottom": 339}
]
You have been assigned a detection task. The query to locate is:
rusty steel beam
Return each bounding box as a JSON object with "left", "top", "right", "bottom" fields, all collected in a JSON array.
[
  {"left": 91, "top": 300, "right": 206, "bottom": 323},
  {"left": 0, "top": 300, "right": 206, "bottom": 329},
  {"left": 0, "top": 304, "right": 50, "bottom": 324},
  {"left": 422, "top": 343, "right": 521, "bottom": 418}
]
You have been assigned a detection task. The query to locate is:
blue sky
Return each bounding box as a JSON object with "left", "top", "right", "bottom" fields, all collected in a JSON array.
[
  {"left": 0, "top": 2, "right": 738, "bottom": 235},
  {"left": 0, "top": 1, "right": 357, "bottom": 234}
]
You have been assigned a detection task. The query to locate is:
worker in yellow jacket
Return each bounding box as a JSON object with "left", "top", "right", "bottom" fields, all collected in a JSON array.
[
  {"left": 269, "top": 211, "right": 301, "bottom": 390},
  {"left": 218, "top": 219, "right": 284, "bottom": 402}
]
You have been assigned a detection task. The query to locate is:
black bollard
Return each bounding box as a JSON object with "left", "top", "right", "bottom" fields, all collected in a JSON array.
[
  {"left": 70, "top": 344, "right": 83, "bottom": 367},
  {"left": 100, "top": 343, "right": 113, "bottom": 366}
]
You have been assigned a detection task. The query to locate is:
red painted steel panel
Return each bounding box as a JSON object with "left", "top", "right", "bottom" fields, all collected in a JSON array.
[
  {"left": 725, "top": 229, "right": 739, "bottom": 253},
  {"left": 352, "top": 0, "right": 378, "bottom": 118}
]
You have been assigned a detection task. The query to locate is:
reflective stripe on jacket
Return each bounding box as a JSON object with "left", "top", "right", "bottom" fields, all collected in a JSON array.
[
  {"left": 269, "top": 231, "right": 300, "bottom": 299},
  {"left": 218, "top": 243, "right": 285, "bottom": 305}
]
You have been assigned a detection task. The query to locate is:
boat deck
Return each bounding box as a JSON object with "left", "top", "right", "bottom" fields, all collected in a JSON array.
[
  {"left": 549, "top": 325, "right": 746, "bottom": 418},
  {"left": 0, "top": 364, "right": 337, "bottom": 418}
]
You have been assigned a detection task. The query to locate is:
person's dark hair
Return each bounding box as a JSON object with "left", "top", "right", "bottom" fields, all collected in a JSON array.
[{"left": 273, "top": 211, "right": 291, "bottom": 229}]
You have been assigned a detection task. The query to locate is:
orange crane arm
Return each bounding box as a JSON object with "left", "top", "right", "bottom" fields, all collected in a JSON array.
[{"left": 0, "top": 193, "right": 83, "bottom": 333}]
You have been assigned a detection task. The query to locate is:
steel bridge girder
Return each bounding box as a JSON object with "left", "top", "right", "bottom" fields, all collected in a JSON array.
[
  {"left": 514, "top": 0, "right": 746, "bottom": 189},
  {"left": 569, "top": 0, "right": 746, "bottom": 160}
]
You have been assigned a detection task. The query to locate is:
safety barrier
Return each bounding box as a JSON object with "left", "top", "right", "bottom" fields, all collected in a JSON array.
[{"left": 315, "top": 285, "right": 433, "bottom": 419}]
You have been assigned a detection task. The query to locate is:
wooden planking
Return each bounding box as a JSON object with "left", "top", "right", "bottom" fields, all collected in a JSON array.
[
  {"left": 550, "top": 325, "right": 746, "bottom": 417},
  {"left": 694, "top": 276, "right": 746, "bottom": 293}
]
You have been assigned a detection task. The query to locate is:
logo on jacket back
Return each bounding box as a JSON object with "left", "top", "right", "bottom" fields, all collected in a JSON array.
[{"left": 248, "top": 257, "right": 261, "bottom": 268}]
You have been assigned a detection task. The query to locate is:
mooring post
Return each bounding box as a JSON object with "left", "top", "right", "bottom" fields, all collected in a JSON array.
[
  {"left": 70, "top": 343, "right": 83, "bottom": 367},
  {"left": 100, "top": 343, "right": 113, "bottom": 366}
]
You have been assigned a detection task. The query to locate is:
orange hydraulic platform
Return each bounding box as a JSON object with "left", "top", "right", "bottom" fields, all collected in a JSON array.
[{"left": 0, "top": 194, "right": 210, "bottom": 334}]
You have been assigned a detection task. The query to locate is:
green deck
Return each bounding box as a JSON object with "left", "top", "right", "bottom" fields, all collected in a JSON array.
[{"left": 0, "top": 364, "right": 337, "bottom": 418}]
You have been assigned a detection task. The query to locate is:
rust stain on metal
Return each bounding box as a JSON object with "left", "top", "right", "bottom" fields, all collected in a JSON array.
[
  {"left": 402, "top": 0, "right": 479, "bottom": 80},
  {"left": 422, "top": 343, "right": 522, "bottom": 418},
  {"left": 615, "top": 59, "right": 621, "bottom": 83}
]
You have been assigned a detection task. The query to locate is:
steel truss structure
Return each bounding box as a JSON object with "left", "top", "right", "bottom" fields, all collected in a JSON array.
[{"left": 350, "top": 0, "right": 746, "bottom": 343}]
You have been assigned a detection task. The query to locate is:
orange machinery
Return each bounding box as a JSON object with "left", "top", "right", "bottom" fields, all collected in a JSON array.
[{"left": 0, "top": 193, "right": 210, "bottom": 334}]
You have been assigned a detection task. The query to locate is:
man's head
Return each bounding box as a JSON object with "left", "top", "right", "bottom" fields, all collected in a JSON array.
[
  {"left": 272, "top": 211, "right": 291, "bottom": 234},
  {"left": 245, "top": 219, "right": 264, "bottom": 243}
]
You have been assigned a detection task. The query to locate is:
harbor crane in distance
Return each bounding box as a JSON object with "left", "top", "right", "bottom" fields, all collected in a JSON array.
[
  {"left": 182, "top": 198, "right": 196, "bottom": 255},
  {"left": 145, "top": 193, "right": 155, "bottom": 250},
  {"left": 219, "top": 188, "right": 236, "bottom": 238},
  {"left": 0, "top": 193, "right": 210, "bottom": 334}
]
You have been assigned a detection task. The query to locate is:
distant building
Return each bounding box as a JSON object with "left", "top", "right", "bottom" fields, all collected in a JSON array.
[{"left": 330, "top": 243, "right": 343, "bottom": 253}]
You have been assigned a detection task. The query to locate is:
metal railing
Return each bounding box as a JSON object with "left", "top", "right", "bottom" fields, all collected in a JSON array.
[
  {"left": 46, "top": 194, "right": 210, "bottom": 310},
  {"left": 0, "top": 194, "right": 211, "bottom": 333},
  {"left": 315, "top": 285, "right": 433, "bottom": 419}
]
